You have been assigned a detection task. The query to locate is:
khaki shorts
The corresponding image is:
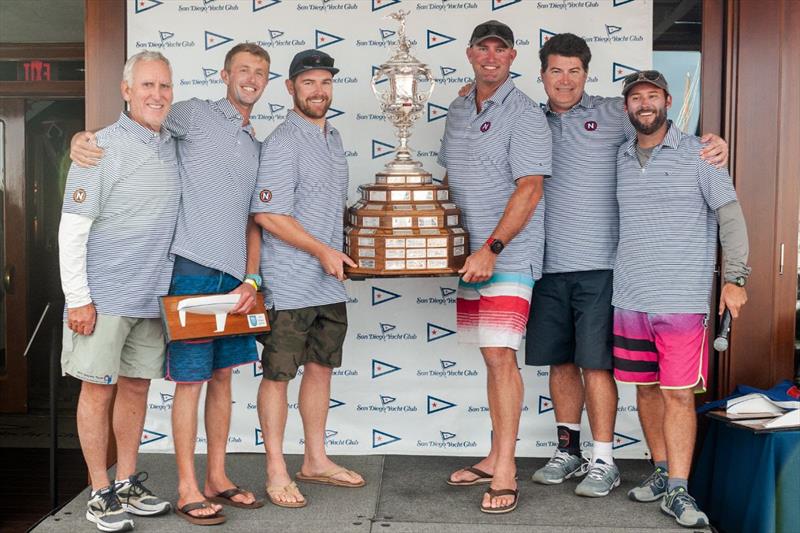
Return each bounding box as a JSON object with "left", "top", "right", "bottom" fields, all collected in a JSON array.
[
  {"left": 258, "top": 302, "right": 348, "bottom": 382},
  {"left": 61, "top": 314, "right": 166, "bottom": 384}
]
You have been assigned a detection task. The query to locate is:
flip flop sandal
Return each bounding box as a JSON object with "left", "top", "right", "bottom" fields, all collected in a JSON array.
[
  {"left": 266, "top": 481, "right": 307, "bottom": 508},
  {"left": 480, "top": 488, "right": 520, "bottom": 514},
  {"left": 175, "top": 501, "right": 227, "bottom": 525},
  {"left": 446, "top": 466, "right": 494, "bottom": 486},
  {"left": 207, "top": 486, "right": 264, "bottom": 509},
  {"left": 295, "top": 467, "right": 366, "bottom": 488}
]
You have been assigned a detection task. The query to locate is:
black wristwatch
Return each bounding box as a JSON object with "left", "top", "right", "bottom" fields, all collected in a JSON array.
[
  {"left": 487, "top": 237, "right": 505, "bottom": 255},
  {"left": 730, "top": 276, "right": 747, "bottom": 288}
]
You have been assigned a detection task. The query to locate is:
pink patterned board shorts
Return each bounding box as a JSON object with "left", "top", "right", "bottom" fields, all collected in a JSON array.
[{"left": 612, "top": 308, "right": 708, "bottom": 392}]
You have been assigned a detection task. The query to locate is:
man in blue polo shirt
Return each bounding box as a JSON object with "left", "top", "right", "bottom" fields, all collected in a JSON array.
[
  {"left": 60, "top": 50, "right": 177, "bottom": 532},
  {"left": 70, "top": 43, "right": 270, "bottom": 524},
  {"left": 251, "top": 50, "right": 363, "bottom": 509},
  {"left": 439, "top": 21, "right": 551, "bottom": 514},
  {"left": 614, "top": 70, "right": 748, "bottom": 528},
  {"left": 524, "top": 33, "right": 728, "bottom": 498}
]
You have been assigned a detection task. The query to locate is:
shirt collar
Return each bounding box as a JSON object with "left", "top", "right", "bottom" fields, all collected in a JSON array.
[
  {"left": 213, "top": 97, "right": 256, "bottom": 136},
  {"left": 287, "top": 109, "right": 335, "bottom": 137},
  {"left": 543, "top": 92, "right": 594, "bottom": 115},
  {"left": 118, "top": 112, "right": 169, "bottom": 144},
  {"left": 466, "top": 76, "right": 516, "bottom": 107},
  {"left": 624, "top": 120, "right": 681, "bottom": 157}
]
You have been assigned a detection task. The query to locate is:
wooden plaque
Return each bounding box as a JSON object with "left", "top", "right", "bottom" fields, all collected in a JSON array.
[{"left": 159, "top": 292, "right": 270, "bottom": 343}]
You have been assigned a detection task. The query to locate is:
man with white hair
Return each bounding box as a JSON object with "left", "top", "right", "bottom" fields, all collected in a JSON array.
[{"left": 59, "top": 50, "right": 178, "bottom": 532}]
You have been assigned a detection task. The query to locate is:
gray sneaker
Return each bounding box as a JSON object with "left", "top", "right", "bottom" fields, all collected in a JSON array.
[
  {"left": 86, "top": 486, "right": 134, "bottom": 532},
  {"left": 532, "top": 450, "right": 588, "bottom": 485},
  {"left": 628, "top": 466, "right": 668, "bottom": 502},
  {"left": 574, "top": 459, "right": 621, "bottom": 497},
  {"left": 115, "top": 472, "right": 172, "bottom": 516},
  {"left": 660, "top": 486, "right": 709, "bottom": 528}
]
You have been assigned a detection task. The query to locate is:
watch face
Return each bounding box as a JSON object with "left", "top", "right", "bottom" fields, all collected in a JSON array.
[
  {"left": 490, "top": 240, "right": 504, "bottom": 254},
  {"left": 736, "top": 277, "right": 746, "bottom": 287}
]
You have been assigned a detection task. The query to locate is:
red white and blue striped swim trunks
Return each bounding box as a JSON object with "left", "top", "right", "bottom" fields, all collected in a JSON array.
[
  {"left": 612, "top": 308, "right": 708, "bottom": 392},
  {"left": 456, "top": 272, "right": 535, "bottom": 350}
]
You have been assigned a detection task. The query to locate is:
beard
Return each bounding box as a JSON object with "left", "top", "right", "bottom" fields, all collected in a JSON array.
[
  {"left": 294, "top": 94, "right": 331, "bottom": 120},
  {"left": 628, "top": 106, "right": 668, "bottom": 135}
]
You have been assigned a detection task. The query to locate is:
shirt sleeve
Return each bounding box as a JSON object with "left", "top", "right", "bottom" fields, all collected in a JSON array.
[
  {"left": 250, "top": 134, "right": 297, "bottom": 216},
  {"left": 163, "top": 98, "right": 197, "bottom": 139},
  {"left": 437, "top": 117, "right": 449, "bottom": 168},
  {"left": 510, "top": 103, "right": 552, "bottom": 180},
  {"left": 58, "top": 212, "right": 94, "bottom": 308},
  {"left": 61, "top": 138, "right": 117, "bottom": 220},
  {"left": 716, "top": 200, "right": 752, "bottom": 281},
  {"left": 697, "top": 154, "right": 738, "bottom": 210}
]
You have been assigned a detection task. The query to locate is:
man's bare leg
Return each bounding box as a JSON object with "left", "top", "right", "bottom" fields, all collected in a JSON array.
[
  {"left": 203, "top": 367, "right": 255, "bottom": 504},
  {"left": 113, "top": 377, "right": 150, "bottom": 480},
  {"left": 550, "top": 363, "right": 585, "bottom": 426},
  {"left": 172, "top": 382, "right": 220, "bottom": 516},
  {"left": 480, "top": 347, "right": 522, "bottom": 510},
  {"left": 77, "top": 382, "right": 115, "bottom": 491},
  {"left": 257, "top": 378, "right": 304, "bottom": 505},
  {"left": 636, "top": 384, "right": 667, "bottom": 463},
  {"left": 298, "top": 363, "right": 363, "bottom": 484},
  {"left": 661, "top": 388, "right": 695, "bottom": 479},
  {"left": 583, "top": 369, "right": 617, "bottom": 443}
]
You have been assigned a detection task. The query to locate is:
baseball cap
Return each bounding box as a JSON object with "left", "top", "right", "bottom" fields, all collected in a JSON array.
[
  {"left": 621, "top": 70, "right": 670, "bottom": 96},
  {"left": 288, "top": 49, "right": 339, "bottom": 79},
  {"left": 469, "top": 20, "right": 514, "bottom": 48}
]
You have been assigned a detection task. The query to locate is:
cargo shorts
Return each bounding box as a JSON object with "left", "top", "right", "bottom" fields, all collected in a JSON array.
[{"left": 257, "top": 302, "right": 347, "bottom": 381}]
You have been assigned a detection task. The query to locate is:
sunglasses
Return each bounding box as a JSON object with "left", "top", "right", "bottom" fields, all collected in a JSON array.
[
  {"left": 623, "top": 70, "right": 662, "bottom": 85},
  {"left": 300, "top": 55, "right": 335, "bottom": 69},
  {"left": 471, "top": 23, "right": 513, "bottom": 44}
]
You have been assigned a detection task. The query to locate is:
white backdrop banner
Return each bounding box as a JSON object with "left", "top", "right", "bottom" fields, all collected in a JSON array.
[{"left": 128, "top": 0, "right": 653, "bottom": 458}]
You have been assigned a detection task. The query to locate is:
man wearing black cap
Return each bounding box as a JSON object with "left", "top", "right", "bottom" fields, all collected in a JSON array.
[
  {"left": 438, "top": 21, "right": 552, "bottom": 514},
  {"left": 614, "top": 70, "right": 748, "bottom": 528},
  {"left": 252, "top": 49, "right": 363, "bottom": 509}
]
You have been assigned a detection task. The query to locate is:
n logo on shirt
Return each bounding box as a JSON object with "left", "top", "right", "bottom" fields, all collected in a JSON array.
[
  {"left": 259, "top": 189, "right": 272, "bottom": 203},
  {"left": 72, "top": 188, "right": 87, "bottom": 203}
]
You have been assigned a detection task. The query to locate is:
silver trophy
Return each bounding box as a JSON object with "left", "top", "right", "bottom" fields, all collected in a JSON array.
[
  {"left": 345, "top": 10, "right": 469, "bottom": 277},
  {"left": 371, "top": 10, "right": 435, "bottom": 177}
]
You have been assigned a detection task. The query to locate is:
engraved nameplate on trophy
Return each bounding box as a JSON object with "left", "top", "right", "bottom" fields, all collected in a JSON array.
[{"left": 344, "top": 10, "right": 469, "bottom": 277}]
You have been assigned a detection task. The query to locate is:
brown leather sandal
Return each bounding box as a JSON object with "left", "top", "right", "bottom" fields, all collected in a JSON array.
[{"left": 480, "top": 488, "right": 519, "bottom": 514}]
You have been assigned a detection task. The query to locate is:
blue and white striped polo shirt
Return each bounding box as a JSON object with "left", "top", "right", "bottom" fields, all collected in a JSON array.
[
  {"left": 251, "top": 111, "right": 349, "bottom": 310},
  {"left": 62, "top": 112, "right": 180, "bottom": 317},
  {"left": 437, "top": 77, "right": 552, "bottom": 278},
  {"left": 165, "top": 98, "right": 260, "bottom": 281},
  {"left": 613, "top": 122, "right": 738, "bottom": 314},
  {"left": 543, "top": 93, "right": 634, "bottom": 273}
]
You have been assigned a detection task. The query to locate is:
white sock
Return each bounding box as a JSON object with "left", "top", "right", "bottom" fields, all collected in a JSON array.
[
  {"left": 557, "top": 422, "right": 581, "bottom": 431},
  {"left": 592, "top": 441, "right": 614, "bottom": 465}
]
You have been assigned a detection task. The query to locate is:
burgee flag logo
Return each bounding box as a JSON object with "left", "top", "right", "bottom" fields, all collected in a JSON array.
[
  {"left": 372, "top": 359, "right": 401, "bottom": 378},
  {"left": 373, "top": 429, "right": 401, "bottom": 448},
  {"left": 141, "top": 429, "right": 167, "bottom": 445}
]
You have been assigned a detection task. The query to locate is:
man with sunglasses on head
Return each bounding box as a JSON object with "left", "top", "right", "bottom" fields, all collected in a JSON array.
[
  {"left": 525, "top": 33, "right": 728, "bottom": 499},
  {"left": 439, "top": 20, "right": 551, "bottom": 514},
  {"left": 614, "top": 70, "right": 748, "bottom": 528},
  {"left": 251, "top": 50, "right": 364, "bottom": 510}
]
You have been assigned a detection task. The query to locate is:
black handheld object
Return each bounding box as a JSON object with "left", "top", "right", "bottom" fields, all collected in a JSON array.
[{"left": 713, "top": 309, "right": 733, "bottom": 352}]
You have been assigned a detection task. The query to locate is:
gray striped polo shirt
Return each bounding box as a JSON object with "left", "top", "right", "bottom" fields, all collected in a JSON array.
[
  {"left": 437, "top": 77, "right": 552, "bottom": 278},
  {"left": 613, "top": 122, "right": 738, "bottom": 314},
  {"left": 165, "top": 98, "right": 260, "bottom": 280},
  {"left": 251, "top": 110, "right": 349, "bottom": 310},
  {"left": 62, "top": 112, "right": 180, "bottom": 317},
  {"left": 543, "top": 93, "right": 634, "bottom": 273}
]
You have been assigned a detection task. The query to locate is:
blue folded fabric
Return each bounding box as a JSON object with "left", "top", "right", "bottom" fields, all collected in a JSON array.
[{"left": 697, "top": 379, "right": 800, "bottom": 413}]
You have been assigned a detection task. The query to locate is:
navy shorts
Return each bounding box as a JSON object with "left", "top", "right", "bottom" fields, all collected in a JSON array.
[
  {"left": 165, "top": 256, "right": 258, "bottom": 383},
  {"left": 525, "top": 270, "right": 613, "bottom": 370}
]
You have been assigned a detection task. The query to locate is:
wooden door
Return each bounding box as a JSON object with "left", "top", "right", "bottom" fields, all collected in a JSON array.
[{"left": 0, "top": 99, "right": 29, "bottom": 412}]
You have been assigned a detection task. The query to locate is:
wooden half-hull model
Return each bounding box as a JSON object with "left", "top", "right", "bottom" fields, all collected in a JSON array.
[{"left": 344, "top": 10, "right": 469, "bottom": 278}]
